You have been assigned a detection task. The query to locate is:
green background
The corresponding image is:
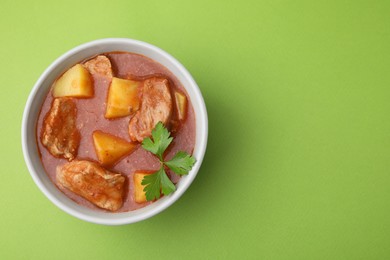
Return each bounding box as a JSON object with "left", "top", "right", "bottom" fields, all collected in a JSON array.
[{"left": 1, "top": 0, "right": 389, "bottom": 259}]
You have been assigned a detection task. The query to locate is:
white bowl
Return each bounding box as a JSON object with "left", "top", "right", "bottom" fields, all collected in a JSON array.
[{"left": 21, "top": 38, "right": 208, "bottom": 225}]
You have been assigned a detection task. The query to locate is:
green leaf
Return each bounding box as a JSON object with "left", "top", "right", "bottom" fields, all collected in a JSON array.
[
  {"left": 141, "top": 122, "right": 173, "bottom": 159},
  {"left": 141, "top": 137, "right": 158, "bottom": 155},
  {"left": 160, "top": 168, "right": 176, "bottom": 195},
  {"left": 165, "top": 151, "right": 196, "bottom": 175},
  {"left": 141, "top": 167, "right": 176, "bottom": 201},
  {"left": 141, "top": 168, "right": 162, "bottom": 201},
  {"left": 140, "top": 123, "right": 196, "bottom": 201}
]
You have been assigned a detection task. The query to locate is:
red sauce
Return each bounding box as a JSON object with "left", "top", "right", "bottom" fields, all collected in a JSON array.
[{"left": 36, "top": 52, "right": 196, "bottom": 212}]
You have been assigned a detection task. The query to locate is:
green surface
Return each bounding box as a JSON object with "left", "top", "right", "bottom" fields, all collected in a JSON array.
[{"left": 1, "top": 0, "right": 390, "bottom": 259}]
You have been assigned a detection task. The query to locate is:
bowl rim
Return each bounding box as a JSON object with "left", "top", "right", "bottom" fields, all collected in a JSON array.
[{"left": 21, "top": 38, "right": 208, "bottom": 225}]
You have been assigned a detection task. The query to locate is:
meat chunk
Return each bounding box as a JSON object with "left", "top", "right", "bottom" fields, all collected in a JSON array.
[
  {"left": 128, "top": 78, "right": 172, "bottom": 142},
  {"left": 56, "top": 160, "right": 125, "bottom": 211},
  {"left": 41, "top": 97, "right": 80, "bottom": 160},
  {"left": 83, "top": 55, "right": 113, "bottom": 78}
]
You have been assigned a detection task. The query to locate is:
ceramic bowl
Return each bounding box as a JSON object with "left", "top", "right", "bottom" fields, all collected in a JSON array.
[{"left": 21, "top": 38, "right": 208, "bottom": 225}]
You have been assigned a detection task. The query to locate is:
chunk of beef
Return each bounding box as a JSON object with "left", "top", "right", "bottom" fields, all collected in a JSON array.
[
  {"left": 83, "top": 55, "right": 113, "bottom": 78},
  {"left": 128, "top": 78, "right": 172, "bottom": 142},
  {"left": 41, "top": 97, "right": 80, "bottom": 160},
  {"left": 56, "top": 160, "right": 125, "bottom": 211}
]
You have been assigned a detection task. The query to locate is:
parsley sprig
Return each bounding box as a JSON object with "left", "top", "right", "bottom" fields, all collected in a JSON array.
[{"left": 141, "top": 122, "right": 196, "bottom": 201}]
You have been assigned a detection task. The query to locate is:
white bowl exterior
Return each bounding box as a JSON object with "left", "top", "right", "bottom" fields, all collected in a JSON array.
[{"left": 21, "top": 38, "right": 208, "bottom": 225}]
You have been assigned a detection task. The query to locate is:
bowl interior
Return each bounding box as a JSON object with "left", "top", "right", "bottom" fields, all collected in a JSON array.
[{"left": 22, "top": 38, "right": 207, "bottom": 225}]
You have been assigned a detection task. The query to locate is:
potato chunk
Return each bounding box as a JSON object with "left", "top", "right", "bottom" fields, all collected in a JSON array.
[
  {"left": 41, "top": 97, "right": 80, "bottom": 160},
  {"left": 56, "top": 160, "right": 125, "bottom": 211},
  {"left": 174, "top": 91, "right": 187, "bottom": 120},
  {"left": 52, "top": 64, "right": 93, "bottom": 98},
  {"left": 93, "top": 131, "right": 137, "bottom": 166},
  {"left": 83, "top": 55, "right": 113, "bottom": 78},
  {"left": 129, "top": 78, "right": 172, "bottom": 142},
  {"left": 133, "top": 172, "right": 151, "bottom": 203},
  {"left": 105, "top": 77, "right": 140, "bottom": 119}
]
